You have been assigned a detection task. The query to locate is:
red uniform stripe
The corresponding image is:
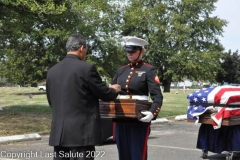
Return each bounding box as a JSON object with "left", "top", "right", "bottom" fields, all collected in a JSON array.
[{"left": 142, "top": 124, "right": 150, "bottom": 160}]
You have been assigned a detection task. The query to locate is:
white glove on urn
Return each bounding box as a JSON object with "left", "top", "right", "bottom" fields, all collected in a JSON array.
[{"left": 139, "top": 111, "right": 154, "bottom": 123}]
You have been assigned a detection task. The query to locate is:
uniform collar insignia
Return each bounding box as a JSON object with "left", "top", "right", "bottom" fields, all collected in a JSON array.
[{"left": 130, "top": 60, "right": 143, "bottom": 67}]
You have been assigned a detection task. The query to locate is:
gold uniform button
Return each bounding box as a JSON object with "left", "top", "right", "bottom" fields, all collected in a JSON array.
[
  {"left": 128, "top": 76, "right": 130, "bottom": 78},
  {"left": 131, "top": 68, "right": 134, "bottom": 70},
  {"left": 126, "top": 85, "right": 128, "bottom": 88},
  {"left": 126, "top": 80, "right": 129, "bottom": 82},
  {"left": 130, "top": 72, "right": 133, "bottom": 74}
]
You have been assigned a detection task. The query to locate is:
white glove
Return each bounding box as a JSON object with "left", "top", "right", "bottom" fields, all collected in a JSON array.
[{"left": 140, "top": 111, "right": 154, "bottom": 123}]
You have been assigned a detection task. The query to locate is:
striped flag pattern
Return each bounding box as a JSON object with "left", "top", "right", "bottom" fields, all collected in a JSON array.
[{"left": 187, "top": 86, "right": 240, "bottom": 129}]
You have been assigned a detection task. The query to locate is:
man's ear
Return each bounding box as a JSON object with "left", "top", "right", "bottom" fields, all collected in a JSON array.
[{"left": 78, "top": 45, "right": 84, "bottom": 52}]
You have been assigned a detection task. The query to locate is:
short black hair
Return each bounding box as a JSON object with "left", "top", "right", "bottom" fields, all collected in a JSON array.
[{"left": 66, "top": 34, "right": 86, "bottom": 52}]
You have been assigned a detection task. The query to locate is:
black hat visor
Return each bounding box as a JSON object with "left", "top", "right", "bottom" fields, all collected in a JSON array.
[{"left": 124, "top": 45, "right": 142, "bottom": 53}]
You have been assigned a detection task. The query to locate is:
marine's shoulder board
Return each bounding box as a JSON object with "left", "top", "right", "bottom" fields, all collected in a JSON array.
[{"left": 143, "top": 63, "right": 154, "bottom": 68}]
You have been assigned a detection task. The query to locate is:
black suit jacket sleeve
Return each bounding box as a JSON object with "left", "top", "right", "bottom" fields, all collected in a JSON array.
[{"left": 88, "top": 65, "right": 116, "bottom": 101}]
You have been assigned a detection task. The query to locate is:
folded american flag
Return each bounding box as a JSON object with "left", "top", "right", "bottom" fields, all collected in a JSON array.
[{"left": 187, "top": 86, "right": 240, "bottom": 129}]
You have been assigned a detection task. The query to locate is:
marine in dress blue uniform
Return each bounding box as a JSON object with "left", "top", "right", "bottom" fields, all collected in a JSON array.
[{"left": 112, "top": 36, "right": 163, "bottom": 160}]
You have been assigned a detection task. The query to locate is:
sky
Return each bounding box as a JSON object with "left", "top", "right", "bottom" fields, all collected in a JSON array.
[{"left": 212, "top": 0, "right": 240, "bottom": 52}]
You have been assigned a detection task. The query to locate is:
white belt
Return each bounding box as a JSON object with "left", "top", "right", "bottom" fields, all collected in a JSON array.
[{"left": 119, "top": 95, "right": 148, "bottom": 100}]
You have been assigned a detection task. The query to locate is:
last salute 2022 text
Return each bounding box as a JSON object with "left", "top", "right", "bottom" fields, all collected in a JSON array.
[{"left": 57, "top": 151, "right": 106, "bottom": 158}]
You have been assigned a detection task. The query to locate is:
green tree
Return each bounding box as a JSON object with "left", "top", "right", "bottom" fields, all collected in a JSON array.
[
  {"left": 120, "top": 0, "right": 227, "bottom": 92},
  {"left": 216, "top": 50, "right": 240, "bottom": 84},
  {"left": 0, "top": 0, "right": 74, "bottom": 85},
  {"left": 82, "top": 1, "right": 127, "bottom": 78},
  {"left": 0, "top": 0, "right": 228, "bottom": 89},
  {"left": 1, "top": 0, "right": 69, "bottom": 14},
  {"left": 0, "top": 0, "right": 125, "bottom": 85}
]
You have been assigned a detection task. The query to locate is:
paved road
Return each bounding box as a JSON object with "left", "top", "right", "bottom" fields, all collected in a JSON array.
[{"left": 0, "top": 120, "right": 239, "bottom": 160}]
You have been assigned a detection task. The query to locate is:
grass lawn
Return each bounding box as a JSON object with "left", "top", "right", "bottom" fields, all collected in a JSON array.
[
  {"left": 0, "top": 87, "right": 51, "bottom": 136},
  {"left": 0, "top": 87, "right": 195, "bottom": 136}
]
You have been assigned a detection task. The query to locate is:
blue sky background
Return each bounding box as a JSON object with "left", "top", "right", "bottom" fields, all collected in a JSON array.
[{"left": 213, "top": 0, "right": 240, "bottom": 52}]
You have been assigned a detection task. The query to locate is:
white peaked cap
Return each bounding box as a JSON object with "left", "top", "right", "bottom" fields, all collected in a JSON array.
[{"left": 122, "top": 36, "right": 149, "bottom": 47}]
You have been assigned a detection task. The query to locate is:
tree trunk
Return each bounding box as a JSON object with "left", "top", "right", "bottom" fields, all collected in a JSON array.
[{"left": 163, "top": 79, "right": 171, "bottom": 92}]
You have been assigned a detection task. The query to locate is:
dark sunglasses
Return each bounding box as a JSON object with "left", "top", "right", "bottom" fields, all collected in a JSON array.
[
  {"left": 124, "top": 45, "right": 142, "bottom": 53},
  {"left": 127, "top": 50, "right": 138, "bottom": 54}
]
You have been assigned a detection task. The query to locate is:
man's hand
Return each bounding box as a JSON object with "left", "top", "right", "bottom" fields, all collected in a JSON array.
[
  {"left": 109, "top": 84, "right": 121, "bottom": 93},
  {"left": 139, "top": 111, "right": 154, "bottom": 123}
]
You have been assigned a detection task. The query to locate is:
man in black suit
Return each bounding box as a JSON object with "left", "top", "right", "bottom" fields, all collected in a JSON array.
[{"left": 46, "top": 34, "right": 121, "bottom": 160}]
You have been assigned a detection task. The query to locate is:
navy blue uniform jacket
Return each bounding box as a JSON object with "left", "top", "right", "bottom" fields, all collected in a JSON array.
[{"left": 112, "top": 60, "right": 163, "bottom": 122}]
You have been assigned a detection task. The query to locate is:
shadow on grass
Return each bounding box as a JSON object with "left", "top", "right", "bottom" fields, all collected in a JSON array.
[
  {"left": 0, "top": 104, "right": 51, "bottom": 114},
  {"left": 0, "top": 105, "right": 51, "bottom": 136},
  {"left": 15, "top": 92, "right": 46, "bottom": 96}
]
